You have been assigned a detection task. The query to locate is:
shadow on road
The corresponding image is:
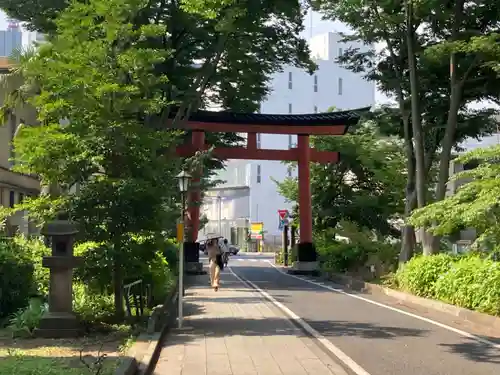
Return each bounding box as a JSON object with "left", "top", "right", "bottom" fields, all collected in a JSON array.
[
  {"left": 439, "top": 340, "right": 500, "bottom": 364},
  {"left": 309, "top": 319, "right": 427, "bottom": 339},
  {"left": 177, "top": 299, "right": 428, "bottom": 341}
]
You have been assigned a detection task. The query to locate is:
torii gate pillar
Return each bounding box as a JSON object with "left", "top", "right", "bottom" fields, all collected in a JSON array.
[
  {"left": 184, "top": 131, "right": 205, "bottom": 275},
  {"left": 295, "top": 134, "right": 318, "bottom": 271}
]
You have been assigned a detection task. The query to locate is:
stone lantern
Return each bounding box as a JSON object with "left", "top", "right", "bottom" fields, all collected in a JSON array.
[{"left": 35, "top": 217, "right": 82, "bottom": 338}]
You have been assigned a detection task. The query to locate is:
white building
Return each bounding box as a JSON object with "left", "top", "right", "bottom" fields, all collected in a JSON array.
[
  {"left": 25, "top": 31, "right": 45, "bottom": 46},
  {"left": 0, "top": 19, "right": 22, "bottom": 57},
  {"left": 200, "top": 32, "right": 375, "bottom": 248}
]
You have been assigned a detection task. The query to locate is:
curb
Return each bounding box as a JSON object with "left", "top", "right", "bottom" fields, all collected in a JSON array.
[
  {"left": 115, "top": 283, "right": 179, "bottom": 375},
  {"left": 327, "top": 273, "right": 500, "bottom": 331}
]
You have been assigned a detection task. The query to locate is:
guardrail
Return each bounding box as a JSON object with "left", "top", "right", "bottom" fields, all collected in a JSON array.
[{"left": 123, "top": 279, "right": 151, "bottom": 320}]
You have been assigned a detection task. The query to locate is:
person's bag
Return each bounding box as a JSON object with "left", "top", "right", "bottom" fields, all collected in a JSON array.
[{"left": 216, "top": 253, "right": 224, "bottom": 270}]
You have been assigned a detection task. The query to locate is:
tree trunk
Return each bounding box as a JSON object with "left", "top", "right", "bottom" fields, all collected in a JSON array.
[
  {"left": 400, "top": 225, "right": 416, "bottom": 263},
  {"left": 112, "top": 241, "right": 125, "bottom": 321},
  {"left": 432, "top": 82, "right": 461, "bottom": 251},
  {"left": 399, "top": 115, "right": 416, "bottom": 263},
  {"left": 405, "top": 0, "right": 434, "bottom": 255},
  {"left": 430, "top": 0, "right": 467, "bottom": 253}
]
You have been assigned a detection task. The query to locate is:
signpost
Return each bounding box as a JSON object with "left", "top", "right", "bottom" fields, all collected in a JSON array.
[
  {"left": 176, "top": 222, "right": 184, "bottom": 243},
  {"left": 278, "top": 209, "right": 289, "bottom": 231},
  {"left": 250, "top": 222, "right": 264, "bottom": 252},
  {"left": 250, "top": 222, "right": 263, "bottom": 240}
]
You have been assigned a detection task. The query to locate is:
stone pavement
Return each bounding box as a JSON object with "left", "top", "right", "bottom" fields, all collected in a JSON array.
[{"left": 153, "top": 270, "right": 348, "bottom": 375}]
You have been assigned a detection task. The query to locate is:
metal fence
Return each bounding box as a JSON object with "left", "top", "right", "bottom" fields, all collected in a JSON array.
[{"left": 123, "top": 279, "right": 151, "bottom": 321}]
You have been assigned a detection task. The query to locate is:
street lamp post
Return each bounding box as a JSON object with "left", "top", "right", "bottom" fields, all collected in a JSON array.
[
  {"left": 217, "top": 195, "right": 222, "bottom": 235},
  {"left": 176, "top": 170, "right": 192, "bottom": 329}
]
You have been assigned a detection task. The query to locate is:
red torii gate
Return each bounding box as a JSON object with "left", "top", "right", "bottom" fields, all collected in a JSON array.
[{"left": 174, "top": 108, "right": 367, "bottom": 273}]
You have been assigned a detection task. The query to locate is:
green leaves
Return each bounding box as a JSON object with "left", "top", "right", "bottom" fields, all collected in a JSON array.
[
  {"left": 410, "top": 145, "right": 500, "bottom": 248},
  {"left": 13, "top": 124, "right": 90, "bottom": 185}
]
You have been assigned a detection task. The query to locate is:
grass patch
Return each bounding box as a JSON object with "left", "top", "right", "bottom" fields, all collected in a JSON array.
[{"left": 0, "top": 324, "right": 137, "bottom": 375}]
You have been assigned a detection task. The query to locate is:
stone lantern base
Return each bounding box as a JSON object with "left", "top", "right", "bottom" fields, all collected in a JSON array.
[{"left": 35, "top": 312, "right": 82, "bottom": 338}]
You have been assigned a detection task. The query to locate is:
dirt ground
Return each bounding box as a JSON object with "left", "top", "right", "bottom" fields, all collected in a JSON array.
[{"left": 0, "top": 327, "right": 134, "bottom": 375}]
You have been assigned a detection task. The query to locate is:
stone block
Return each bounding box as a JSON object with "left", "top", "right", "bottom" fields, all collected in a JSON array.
[
  {"left": 186, "top": 261, "right": 205, "bottom": 275},
  {"left": 35, "top": 312, "right": 81, "bottom": 338},
  {"left": 288, "top": 261, "right": 320, "bottom": 276}
]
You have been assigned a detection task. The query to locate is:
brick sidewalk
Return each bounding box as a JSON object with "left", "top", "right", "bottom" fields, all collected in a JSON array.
[{"left": 153, "top": 270, "right": 348, "bottom": 375}]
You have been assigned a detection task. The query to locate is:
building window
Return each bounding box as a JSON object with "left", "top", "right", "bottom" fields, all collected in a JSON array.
[
  {"left": 19, "top": 193, "right": 24, "bottom": 203},
  {"left": 9, "top": 190, "right": 15, "bottom": 208},
  {"left": 338, "top": 77, "right": 343, "bottom": 95},
  {"left": 287, "top": 166, "right": 292, "bottom": 178},
  {"left": 338, "top": 47, "right": 343, "bottom": 57},
  {"left": 288, "top": 103, "right": 292, "bottom": 114},
  {"left": 256, "top": 165, "right": 261, "bottom": 183},
  {"left": 314, "top": 105, "right": 318, "bottom": 113},
  {"left": 288, "top": 134, "right": 293, "bottom": 149},
  {"left": 313, "top": 75, "right": 318, "bottom": 92},
  {"left": 288, "top": 71, "right": 292, "bottom": 89},
  {"left": 256, "top": 133, "right": 261, "bottom": 149}
]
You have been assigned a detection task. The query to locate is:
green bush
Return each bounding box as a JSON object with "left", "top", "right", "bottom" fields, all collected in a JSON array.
[
  {"left": 0, "top": 239, "right": 36, "bottom": 320},
  {"left": 274, "top": 250, "right": 284, "bottom": 265},
  {"left": 318, "top": 241, "right": 364, "bottom": 273},
  {"left": 395, "top": 253, "right": 455, "bottom": 298},
  {"left": 12, "top": 236, "right": 50, "bottom": 296},
  {"left": 74, "top": 236, "right": 176, "bottom": 310},
  {"left": 161, "top": 238, "right": 178, "bottom": 275},
  {"left": 433, "top": 255, "right": 500, "bottom": 315},
  {"left": 148, "top": 250, "right": 175, "bottom": 303},
  {"left": 73, "top": 282, "right": 115, "bottom": 324},
  {"left": 273, "top": 247, "right": 296, "bottom": 265},
  {"left": 315, "top": 225, "right": 399, "bottom": 275},
  {"left": 7, "top": 298, "right": 48, "bottom": 337}
]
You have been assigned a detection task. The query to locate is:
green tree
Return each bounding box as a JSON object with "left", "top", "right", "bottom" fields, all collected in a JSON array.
[
  {"left": 4, "top": 0, "right": 181, "bottom": 318},
  {"left": 410, "top": 145, "right": 500, "bottom": 252},
  {"left": 312, "top": 0, "right": 500, "bottom": 259}
]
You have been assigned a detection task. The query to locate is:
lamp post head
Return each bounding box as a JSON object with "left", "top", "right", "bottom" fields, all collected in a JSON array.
[{"left": 176, "top": 170, "right": 192, "bottom": 193}]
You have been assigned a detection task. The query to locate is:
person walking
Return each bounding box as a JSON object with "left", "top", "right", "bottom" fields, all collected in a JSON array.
[
  {"left": 220, "top": 238, "right": 230, "bottom": 267},
  {"left": 206, "top": 238, "right": 222, "bottom": 291}
]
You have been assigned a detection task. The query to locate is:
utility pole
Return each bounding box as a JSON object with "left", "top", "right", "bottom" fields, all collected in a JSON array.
[
  {"left": 217, "top": 195, "right": 222, "bottom": 234},
  {"left": 283, "top": 224, "right": 289, "bottom": 266}
]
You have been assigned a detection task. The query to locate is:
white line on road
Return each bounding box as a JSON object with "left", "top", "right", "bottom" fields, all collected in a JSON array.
[
  {"left": 228, "top": 266, "right": 372, "bottom": 375},
  {"left": 265, "top": 260, "right": 500, "bottom": 350}
]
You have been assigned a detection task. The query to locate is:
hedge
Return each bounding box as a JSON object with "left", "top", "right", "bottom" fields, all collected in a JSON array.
[
  {"left": 395, "top": 253, "right": 500, "bottom": 316},
  {"left": 0, "top": 239, "right": 36, "bottom": 319}
]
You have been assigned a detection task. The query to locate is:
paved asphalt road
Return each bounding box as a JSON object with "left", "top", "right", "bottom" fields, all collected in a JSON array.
[{"left": 222, "top": 252, "right": 500, "bottom": 375}]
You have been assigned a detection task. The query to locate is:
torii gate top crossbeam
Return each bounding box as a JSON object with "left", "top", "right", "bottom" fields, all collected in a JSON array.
[{"left": 168, "top": 107, "right": 370, "bottom": 135}]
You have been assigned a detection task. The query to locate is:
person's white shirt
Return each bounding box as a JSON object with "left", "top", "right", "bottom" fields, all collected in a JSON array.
[{"left": 218, "top": 238, "right": 230, "bottom": 253}]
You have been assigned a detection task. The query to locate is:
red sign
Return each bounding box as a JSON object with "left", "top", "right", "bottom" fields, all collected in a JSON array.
[{"left": 278, "top": 210, "right": 289, "bottom": 220}]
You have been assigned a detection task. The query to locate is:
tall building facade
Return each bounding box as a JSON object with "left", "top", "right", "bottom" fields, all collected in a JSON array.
[
  {"left": 200, "top": 32, "right": 375, "bottom": 247},
  {"left": 0, "top": 19, "right": 22, "bottom": 57}
]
